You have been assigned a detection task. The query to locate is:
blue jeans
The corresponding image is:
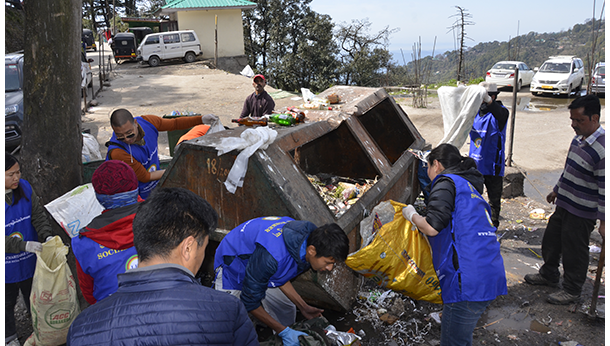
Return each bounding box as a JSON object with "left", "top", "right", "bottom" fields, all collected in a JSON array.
[{"left": 440, "top": 300, "right": 492, "bottom": 346}]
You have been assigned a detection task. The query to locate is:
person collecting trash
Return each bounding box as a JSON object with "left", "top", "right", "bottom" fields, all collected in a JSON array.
[
  {"left": 214, "top": 217, "right": 350, "bottom": 346},
  {"left": 5, "top": 154, "right": 55, "bottom": 346},
  {"left": 402, "top": 143, "right": 507, "bottom": 346}
]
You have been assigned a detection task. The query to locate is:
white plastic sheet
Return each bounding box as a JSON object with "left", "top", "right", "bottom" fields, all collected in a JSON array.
[
  {"left": 215, "top": 127, "right": 278, "bottom": 193},
  {"left": 45, "top": 184, "right": 104, "bottom": 238},
  {"left": 437, "top": 85, "right": 487, "bottom": 148}
]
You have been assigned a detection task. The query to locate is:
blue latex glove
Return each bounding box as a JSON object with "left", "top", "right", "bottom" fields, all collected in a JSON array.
[{"left": 278, "top": 327, "right": 307, "bottom": 346}]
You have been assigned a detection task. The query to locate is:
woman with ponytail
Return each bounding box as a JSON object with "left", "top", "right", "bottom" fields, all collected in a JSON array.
[
  {"left": 402, "top": 143, "right": 507, "bottom": 346},
  {"left": 5, "top": 153, "right": 54, "bottom": 346}
]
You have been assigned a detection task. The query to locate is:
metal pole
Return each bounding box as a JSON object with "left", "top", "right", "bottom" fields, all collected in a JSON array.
[
  {"left": 214, "top": 15, "right": 218, "bottom": 68},
  {"left": 505, "top": 67, "right": 519, "bottom": 167},
  {"left": 113, "top": 0, "right": 116, "bottom": 38}
]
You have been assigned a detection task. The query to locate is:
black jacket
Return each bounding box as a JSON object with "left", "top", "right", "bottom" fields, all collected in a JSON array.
[{"left": 425, "top": 166, "right": 485, "bottom": 232}]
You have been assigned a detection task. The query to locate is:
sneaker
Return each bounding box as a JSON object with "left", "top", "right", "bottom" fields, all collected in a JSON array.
[
  {"left": 524, "top": 273, "right": 559, "bottom": 288},
  {"left": 547, "top": 290, "right": 580, "bottom": 305}
]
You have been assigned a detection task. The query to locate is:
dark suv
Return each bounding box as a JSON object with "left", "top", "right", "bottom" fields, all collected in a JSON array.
[{"left": 5, "top": 52, "right": 24, "bottom": 152}]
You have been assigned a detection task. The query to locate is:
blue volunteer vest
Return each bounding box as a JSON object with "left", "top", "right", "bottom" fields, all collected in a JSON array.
[
  {"left": 72, "top": 235, "right": 138, "bottom": 302},
  {"left": 215, "top": 216, "right": 301, "bottom": 290},
  {"left": 469, "top": 109, "right": 507, "bottom": 176},
  {"left": 106, "top": 117, "right": 160, "bottom": 199},
  {"left": 428, "top": 174, "right": 507, "bottom": 304},
  {"left": 5, "top": 180, "right": 38, "bottom": 283}
]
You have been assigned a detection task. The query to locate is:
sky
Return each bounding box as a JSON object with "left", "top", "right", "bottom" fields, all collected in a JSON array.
[{"left": 310, "top": 0, "right": 605, "bottom": 63}]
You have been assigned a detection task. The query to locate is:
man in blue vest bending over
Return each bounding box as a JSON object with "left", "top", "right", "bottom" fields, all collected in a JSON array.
[
  {"left": 214, "top": 217, "right": 349, "bottom": 346},
  {"left": 469, "top": 82, "right": 509, "bottom": 228}
]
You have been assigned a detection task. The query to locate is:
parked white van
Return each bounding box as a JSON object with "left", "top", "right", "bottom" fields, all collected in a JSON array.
[{"left": 137, "top": 30, "right": 202, "bottom": 67}]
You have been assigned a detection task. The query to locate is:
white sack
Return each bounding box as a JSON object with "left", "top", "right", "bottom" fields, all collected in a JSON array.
[{"left": 437, "top": 85, "right": 487, "bottom": 148}]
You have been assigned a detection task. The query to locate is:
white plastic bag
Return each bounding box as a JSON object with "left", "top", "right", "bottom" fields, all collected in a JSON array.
[
  {"left": 301, "top": 87, "right": 316, "bottom": 103},
  {"left": 240, "top": 64, "right": 254, "bottom": 78},
  {"left": 437, "top": 85, "right": 487, "bottom": 148},
  {"left": 215, "top": 127, "right": 277, "bottom": 193},
  {"left": 44, "top": 184, "right": 104, "bottom": 238},
  {"left": 24, "top": 236, "right": 80, "bottom": 346},
  {"left": 82, "top": 133, "right": 102, "bottom": 163},
  {"left": 207, "top": 119, "right": 226, "bottom": 134}
]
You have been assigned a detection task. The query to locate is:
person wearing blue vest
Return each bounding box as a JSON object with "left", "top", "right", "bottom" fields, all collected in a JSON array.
[
  {"left": 469, "top": 82, "right": 509, "bottom": 228},
  {"left": 106, "top": 108, "right": 218, "bottom": 199},
  {"left": 214, "top": 218, "right": 350, "bottom": 346},
  {"left": 68, "top": 187, "right": 258, "bottom": 345},
  {"left": 5, "top": 154, "right": 54, "bottom": 346},
  {"left": 72, "top": 160, "right": 141, "bottom": 305},
  {"left": 402, "top": 144, "right": 507, "bottom": 346}
]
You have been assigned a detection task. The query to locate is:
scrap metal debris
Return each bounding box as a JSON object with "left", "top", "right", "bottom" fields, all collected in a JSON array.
[{"left": 307, "top": 174, "right": 377, "bottom": 217}]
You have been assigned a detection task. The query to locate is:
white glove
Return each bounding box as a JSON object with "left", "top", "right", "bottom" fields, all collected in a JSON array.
[
  {"left": 402, "top": 205, "right": 419, "bottom": 224},
  {"left": 483, "top": 93, "right": 492, "bottom": 104},
  {"left": 45, "top": 236, "right": 54, "bottom": 242},
  {"left": 25, "top": 241, "right": 42, "bottom": 253},
  {"left": 201, "top": 114, "right": 219, "bottom": 124}
]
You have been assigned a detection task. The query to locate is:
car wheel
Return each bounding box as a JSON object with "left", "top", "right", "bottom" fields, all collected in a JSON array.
[
  {"left": 93, "top": 47, "right": 97, "bottom": 52},
  {"left": 531, "top": 91, "right": 538, "bottom": 96},
  {"left": 148, "top": 56, "right": 160, "bottom": 67},
  {"left": 184, "top": 52, "right": 196, "bottom": 63},
  {"left": 515, "top": 80, "right": 522, "bottom": 92}
]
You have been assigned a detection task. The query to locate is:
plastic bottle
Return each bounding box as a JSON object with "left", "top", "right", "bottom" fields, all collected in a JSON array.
[
  {"left": 231, "top": 117, "right": 268, "bottom": 126},
  {"left": 268, "top": 113, "right": 296, "bottom": 126}
]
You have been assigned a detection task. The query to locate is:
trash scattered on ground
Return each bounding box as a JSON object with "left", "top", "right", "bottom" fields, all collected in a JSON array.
[
  {"left": 324, "top": 325, "right": 362, "bottom": 345},
  {"left": 589, "top": 245, "right": 601, "bottom": 253},
  {"left": 529, "top": 208, "right": 546, "bottom": 219},
  {"left": 307, "top": 174, "right": 377, "bottom": 217},
  {"left": 429, "top": 312, "right": 442, "bottom": 324},
  {"left": 351, "top": 281, "right": 439, "bottom": 345},
  {"left": 558, "top": 341, "right": 583, "bottom": 346}
]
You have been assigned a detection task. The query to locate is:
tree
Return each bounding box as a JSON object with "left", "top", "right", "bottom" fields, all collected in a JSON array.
[
  {"left": 447, "top": 6, "right": 474, "bottom": 82},
  {"left": 335, "top": 19, "right": 397, "bottom": 86},
  {"left": 243, "top": 0, "right": 338, "bottom": 92},
  {"left": 22, "top": 0, "right": 83, "bottom": 204}
]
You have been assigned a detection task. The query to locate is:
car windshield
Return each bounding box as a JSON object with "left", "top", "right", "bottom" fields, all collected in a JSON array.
[
  {"left": 5, "top": 64, "right": 21, "bottom": 92},
  {"left": 492, "top": 63, "right": 516, "bottom": 70},
  {"left": 596, "top": 66, "right": 605, "bottom": 75},
  {"left": 539, "top": 62, "right": 570, "bottom": 73}
]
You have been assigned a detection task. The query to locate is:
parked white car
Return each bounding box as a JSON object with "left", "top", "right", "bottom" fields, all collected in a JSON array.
[
  {"left": 530, "top": 56, "right": 585, "bottom": 96},
  {"left": 485, "top": 61, "right": 535, "bottom": 91},
  {"left": 137, "top": 30, "right": 202, "bottom": 67},
  {"left": 590, "top": 62, "right": 605, "bottom": 95}
]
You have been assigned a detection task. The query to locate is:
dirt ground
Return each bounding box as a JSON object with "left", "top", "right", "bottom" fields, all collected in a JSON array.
[{"left": 14, "top": 44, "right": 607, "bottom": 345}]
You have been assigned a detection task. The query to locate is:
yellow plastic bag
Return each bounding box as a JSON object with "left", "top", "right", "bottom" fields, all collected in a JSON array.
[
  {"left": 346, "top": 200, "right": 442, "bottom": 304},
  {"left": 24, "top": 236, "right": 81, "bottom": 346}
]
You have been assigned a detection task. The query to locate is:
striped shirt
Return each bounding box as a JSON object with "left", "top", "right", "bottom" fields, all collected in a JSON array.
[{"left": 554, "top": 125, "right": 605, "bottom": 220}]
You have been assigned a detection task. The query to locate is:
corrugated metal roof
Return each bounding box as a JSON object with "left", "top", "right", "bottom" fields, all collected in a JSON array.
[{"left": 162, "top": 0, "right": 256, "bottom": 9}]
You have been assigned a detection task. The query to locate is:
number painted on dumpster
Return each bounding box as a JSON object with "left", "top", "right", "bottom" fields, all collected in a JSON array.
[{"left": 206, "top": 158, "right": 229, "bottom": 178}]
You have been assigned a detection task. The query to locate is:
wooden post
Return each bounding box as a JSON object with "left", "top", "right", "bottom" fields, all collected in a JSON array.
[
  {"left": 214, "top": 15, "right": 218, "bottom": 68},
  {"left": 505, "top": 67, "right": 519, "bottom": 167}
]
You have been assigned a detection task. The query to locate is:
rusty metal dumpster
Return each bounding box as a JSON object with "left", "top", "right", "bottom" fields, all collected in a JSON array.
[{"left": 159, "top": 85, "right": 426, "bottom": 311}]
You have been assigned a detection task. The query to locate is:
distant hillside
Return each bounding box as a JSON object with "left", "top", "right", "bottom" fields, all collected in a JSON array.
[{"left": 412, "top": 19, "right": 605, "bottom": 84}]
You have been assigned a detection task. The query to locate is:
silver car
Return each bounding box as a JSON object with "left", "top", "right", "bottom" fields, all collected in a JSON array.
[
  {"left": 590, "top": 62, "right": 605, "bottom": 95},
  {"left": 485, "top": 61, "right": 535, "bottom": 91}
]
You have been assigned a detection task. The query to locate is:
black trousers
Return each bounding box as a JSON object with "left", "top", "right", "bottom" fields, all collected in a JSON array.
[
  {"left": 483, "top": 175, "right": 503, "bottom": 227},
  {"left": 539, "top": 207, "right": 596, "bottom": 296},
  {"left": 6, "top": 278, "right": 32, "bottom": 340}
]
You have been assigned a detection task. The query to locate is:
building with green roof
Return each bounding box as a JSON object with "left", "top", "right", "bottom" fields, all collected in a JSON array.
[{"left": 157, "top": 0, "right": 256, "bottom": 60}]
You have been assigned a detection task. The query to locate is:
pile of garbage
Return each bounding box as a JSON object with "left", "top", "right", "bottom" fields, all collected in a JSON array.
[
  {"left": 350, "top": 280, "right": 442, "bottom": 346},
  {"left": 306, "top": 174, "right": 377, "bottom": 217}
]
